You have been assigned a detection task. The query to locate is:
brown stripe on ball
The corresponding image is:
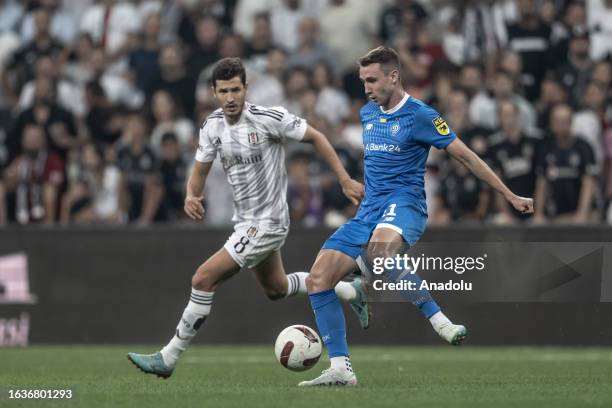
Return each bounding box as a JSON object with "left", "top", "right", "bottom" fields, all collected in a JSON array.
[
  {"left": 303, "top": 355, "right": 321, "bottom": 368},
  {"left": 294, "top": 326, "right": 319, "bottom": 343},
  {"left": 280, "top": 341, "right": 294, "bottom": 368}
]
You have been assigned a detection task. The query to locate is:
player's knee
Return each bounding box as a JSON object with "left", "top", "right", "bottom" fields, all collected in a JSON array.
[
  {"left": 264, "top": 287, "right": 286, "bottom": 301},
  {"left": 306, "top": 270, "right": 329, "bottom": 293},
  {"left": 191, "top": 268, "right": 216, "bottom": 291}
]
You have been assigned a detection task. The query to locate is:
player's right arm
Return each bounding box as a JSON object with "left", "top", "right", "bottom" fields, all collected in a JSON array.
[
  {"left": 184, "top": 161, "right": 212, "bottom": 220},
  {"left": 185, "top": 119, "right": 218, "bottom": 220}
]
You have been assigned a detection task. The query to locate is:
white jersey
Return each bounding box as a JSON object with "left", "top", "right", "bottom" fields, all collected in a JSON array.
[{"left": 195, "top": 103, "right": 307, "bottom": 226}]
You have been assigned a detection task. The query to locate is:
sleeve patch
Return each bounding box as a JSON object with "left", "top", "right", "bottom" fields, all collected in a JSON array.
[{"left": 432, "top": 116, "right": 450, "bottom": 135}]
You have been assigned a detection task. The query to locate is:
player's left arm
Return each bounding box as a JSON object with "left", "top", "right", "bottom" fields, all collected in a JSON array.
[
  {"left": 301, "top": 125, "right": 364, "bottom": 206},
  {"left": 446, "top": 138, "right": 534, "bottom": 214}
]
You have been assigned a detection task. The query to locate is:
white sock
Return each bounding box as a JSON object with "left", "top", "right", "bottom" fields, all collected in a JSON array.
[
  {"left": 286, "top": 272, "right": 308, "bottom": 297},
  {"left": 285, "top": 272, "right": 357, "bottom": 301},
  {"left": 330, "top": 356, "right": 353, "bottom": 373},
  {"left": 334, "top": 280, "right": 357, "bottom": 301},
  {"left": 429, "top": 311, "right": 451, "bottom": 331},
  {"left": 160, "top": 288, "right": 213, "bottom": 367}
]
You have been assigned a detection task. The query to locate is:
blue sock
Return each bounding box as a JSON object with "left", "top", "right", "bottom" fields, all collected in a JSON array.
[
  {"left": 361, "top": 243, "right": 442, "bottom": 320},
  {"left": 385, "top": 266, "right": 441, "bottom": 318},
  {"left": 309, "top": 289, "right": 349, "bottom": 358}
]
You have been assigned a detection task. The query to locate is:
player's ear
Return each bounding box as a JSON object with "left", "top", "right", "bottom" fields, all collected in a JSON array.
[{"left": 391, "top": 69, "right": 400, "bottom": 85}]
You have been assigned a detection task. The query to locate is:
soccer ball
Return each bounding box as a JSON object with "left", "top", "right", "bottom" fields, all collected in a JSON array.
[{"left": 274, "top": 325, "right": 322, "bottom": 371}]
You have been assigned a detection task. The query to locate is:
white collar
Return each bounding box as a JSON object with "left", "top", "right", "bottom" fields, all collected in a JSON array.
[{"left": 380, "top": 92, "right": 410, "bottom": 114}]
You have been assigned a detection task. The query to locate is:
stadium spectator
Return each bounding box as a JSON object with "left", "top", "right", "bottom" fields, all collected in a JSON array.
[
  {"left": 149, "top": 90, "right": 194, "bottom": 155},
  {"left": 128, "top": 12, "right": 162, "bottom": 93},
  {"left": 318, "top": 138, "right": 362, "bottom": 227},
  {"left": 61, "top": 33, "right": 103, "bottom": 89},
  {"left": 60, "top": 142, "right": 125, "bottom": 224},
  {"left": 20, "top": 0, "right": 76, "bottom": 45},
  {"left": 79, "top": 0, "right": 140, "bottom": 55},
  {"left": 444, "top": 88, "right": 489, "bottom": 156},
  {"left": 83, "top": 80, "right": 124, "bottom": 146},
  {"left": 392, "top": 29, "right": 439, "bottom": 99},
  {"left": 470, "top": 69, "right": 536, "bottom": 133},
  {"left": 425, "top": 71, "right": 453, "bottom": 114},
  {"left": 587, "top": 0, "right": 612, "bottom": 61},
  {"left": 556, "top": 25, "right": 593, "bottom": 108},
  {"left": 0, "top": 107, "right": 11, "bottom": 168},
  {"left": 188, "top": 15, "right": 220, "bottom": 79},
  {"left": 535, "top": 74, "right": 568, "bottom": 130},
  {"left": 287, "top": 151, "right": 324, "bottom": 227},
  {"left": 1, "top": 8, "right": 63, "bottom": 105},
  {"left": 460, "top": 63, "right": 486, "bottom": 102},
  {"left": 282, "top": 67, "right": 310, "bottom": 116},
  {"left": 287, "top": 16, "right": 335, "bottom": 75},
  {"left": 379, "top": 0, "right": 427, "bottom": 43},
  {"left": 534, "top": 104, "right": 599, "bottom": 224},
  {"left": 233, "top": 0, "right": 275, "bottom": 41},
  {"left": 244, "top": 12, "right": 274, "bottom": 70},
  {"left": 270, "top": 0, "right": 305, "bottom": 53},
  {"left": 572, "top": 81, "right": 607, "bottom": 165},
  {"left": 158, "top": 132, "right": 189, "bottom": 222},
  {"left": 319, "top": 0, "right": 379, "bottom": 74},
  {"left": 549, "top": 0, "right": 587, "bottom": 68},
  {"left": 0, "top": 180, "right": 5, "bottom": 224},
  {"left": 311, "top": 62, "right": 350, "bottom": 127},
  {"left": 338, "top": 98, "right": 367, "bottom": 152},
  {"left": 11, "top": 78, "right": 80, "bottom": 163},
  {"left": 592, "top": 60, "right": 612, "bottom": 89},
  {"left": 446, "top": 0, "right": 514, "bottom": 71},
  {"left": 499, "top": 50, "right": 525, "bottom": 95},
  {"left": 116, "top": 114, "right": 162, "bottom": 224},
  {"left": 0, "top": 0, "right": 24, "bottom": 34},
  {"left": 506, "top": 0, "right": 552, "bottom": 100},
  {"left": 247, "top": 47, "right": 287, "bottom": 108},
  {"left": 486, "top": 100, "right": 540, "bottom": 223},
  {"left": 432, "top": 157, "right": 490, "bottom": 224},
  {"left": 2, "top": 124, "right": 63, "bottom": 224},
  {"left": 18, "top": 54, "right": 83, "bottom": 115},
  {"left": 147, "top": 41, "right": 197, "bottom": 120}
]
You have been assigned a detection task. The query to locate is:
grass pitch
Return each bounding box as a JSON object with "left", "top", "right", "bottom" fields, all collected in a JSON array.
[{"left": 2, "top": 345, "right": 612, "bottom": 407}]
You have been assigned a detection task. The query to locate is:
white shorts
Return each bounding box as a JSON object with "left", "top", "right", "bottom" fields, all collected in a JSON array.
[{"left": 224, "top": 221, "right": 289, "bottom": 268}]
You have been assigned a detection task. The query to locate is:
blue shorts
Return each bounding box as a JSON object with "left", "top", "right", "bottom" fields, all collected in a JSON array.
[{"left": 322, "top": 201, "right": 427, "bottom": 260}]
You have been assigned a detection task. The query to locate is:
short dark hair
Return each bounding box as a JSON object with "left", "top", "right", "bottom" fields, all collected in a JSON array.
[
  {"left": 211, "top": 57, "right": 246, "bottom": 88},
  {"left": 358, "top": 46, "right": 401, "bottom": 74}
]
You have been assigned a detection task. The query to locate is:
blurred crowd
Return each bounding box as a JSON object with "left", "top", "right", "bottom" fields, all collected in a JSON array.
[{"left": 0, "top": 0, "right": 610, "bottom": 227}]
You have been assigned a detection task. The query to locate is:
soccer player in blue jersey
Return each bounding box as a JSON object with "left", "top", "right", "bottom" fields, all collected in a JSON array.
[{"left": 299, "top": 47, "right": 534, "bottom": 386}]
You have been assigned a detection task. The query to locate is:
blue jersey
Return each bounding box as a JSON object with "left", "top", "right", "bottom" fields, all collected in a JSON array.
[{"left": 357, "top": 95, "right": 456, "bottom": 220}]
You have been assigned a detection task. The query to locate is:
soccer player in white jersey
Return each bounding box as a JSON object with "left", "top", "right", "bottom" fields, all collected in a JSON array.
[{"left": 127, "top": 58, "right": 367, "bottom": 378}]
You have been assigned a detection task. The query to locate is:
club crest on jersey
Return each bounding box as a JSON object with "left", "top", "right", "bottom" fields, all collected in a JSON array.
[
  {"left": 433, "top": 116, "right": 450, "bottom": 135},
  {"left": 248, "top": 130, "right": 259, "bottom": 144},
  {"left": 391, "top": 121, "right": 400, "bottom": 136},
  {"left": 246, "top": 226, "right": 258, "bottom": 238},
  {"left": 290, "top": 117, "right": 302, "bottom": 129}
]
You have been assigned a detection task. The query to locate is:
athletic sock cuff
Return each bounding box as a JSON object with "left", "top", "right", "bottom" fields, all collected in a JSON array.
[{"left": 309, "top": 289, "right": 338, "bottom": 309}]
